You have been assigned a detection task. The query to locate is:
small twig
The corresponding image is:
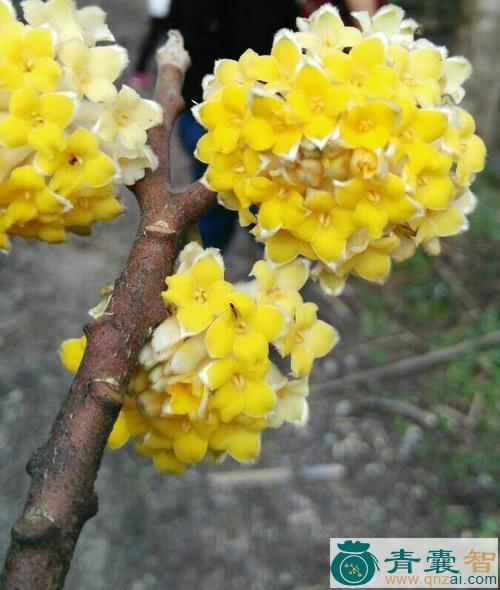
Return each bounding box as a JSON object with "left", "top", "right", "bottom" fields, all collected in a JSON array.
[
  {"left": 208, "top": 463, "right": 346, "bottom": 487},
  {"left": 398, "top": 425, "right": 424, "bottom": 463},
  {"left": 313, "top": 330, "right": 500, "bottom": 391},
  {"left": 318, "top": 289, "right": 354, "bottom": 319},
  {"left": 334, "top": 396, "right": 438, "bottom": 429},
  {"left": 465, "top": 392, "right": 484, "bottom": 428},
  {"left": 436, "top": 404, "right": 468, "bottom": 422},
  {"left": 434, "top": 258, "right": 481, "bottom": 319},
  {"left": 1, "top": 32, "right": 216, "bottom": 590},
  {"left": 344, "top": 331, "right": 425, "bottom": 355}
]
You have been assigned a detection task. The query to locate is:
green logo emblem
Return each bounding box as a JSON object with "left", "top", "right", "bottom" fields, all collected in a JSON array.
[{"left": 331, "top": 540, "right": 379, "bottom": 586}]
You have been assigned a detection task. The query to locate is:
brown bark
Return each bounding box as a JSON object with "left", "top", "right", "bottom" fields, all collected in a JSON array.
[
  {"left": 456, "top": 0, "right": 500, "bottom": 149},
  {"left": 0, "top": 32, "right": 216, "bottom": 590}
]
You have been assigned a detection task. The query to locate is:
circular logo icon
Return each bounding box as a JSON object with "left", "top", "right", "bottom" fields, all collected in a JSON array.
[{"left": 330, "top": 541, "right": 379, "bottom": 587}]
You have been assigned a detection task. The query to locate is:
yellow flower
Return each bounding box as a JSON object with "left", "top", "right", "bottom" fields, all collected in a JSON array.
[
  {"left": 205, "top": 48, "right": 284, "bottom": 100},
  {"left": 338, "top": 232, "right": 402, "bottom": 283},
  {"left": 164, "top": 380, "right": 208, "bottom": 417},
  {"left": 57, "top": 38, "right": 127, "bottom": 103},
  {"left": 6, "top": 217, "right": 66, "bottom": 243},
  {"left": 251, "top": 258, "right": 309, "bottom": 313},
  {"left": 394, "top": 99, "right": 448, "bottom": 163},
  {"left": 336, "top": 175, "right": 418, "bottom": 239},
  {"left": 0, "top": 145, "right": 33, "bottom": 184},
  {"left": 64, "top": 184, "right": 123, "bottom": 228},
  {"left": 0, "top": 23, "right": 61, "bottom": 91},
  {"left": 201, "top": 50, "right": 258, "bottom": 101},
  {"left": 411, "top": 209, "right": 463, "bottom": 253},
  {"left": 405, "top": 147, "right": 454, "bottom": 211},
  {"left": 390, "top": 43, "right": 444, "bottom": 107},
  {"left": 240, "top": 30, "right": 302, "bottom": 92},
  {"left": 95, "top": 85, "right": 162, "bottom": 150},
  {"left": 245, "top": 176, "right": 306, "bottom": 234},
  {"left": 108, "top": 416, "right": 131, "bottom": 450},
  {"left": 204, "top": 353, "right": 275, "bottom": 422},
  {"left": 443, "top": 108, "right": 486, "bottom": 186},
  {"left": 205, "top": 292, "right": 285, "bottom": 360},
  {"left": 296, "top": 4, "right": 361, "bottom": 54},
  {"left": 0, "top": 165, "right": 68, "bottom": 229},
  {"left": 0, "top": 0, "right": 15, "bottom": 29},
  {"left": 59, "top": 243, "right": 339, "bottom": 475},
  {"left": 287, "top": 63, "right": 349, "bottom": 146},
  {"left": 0, "top": 216, "right": 11, "bottom": 252},
  {"left": 0, "top": 87, "right": 75, "bottom": 158},
  {"left": 411, "top": 191, "right": 474, "bottom": 249},
  {"left": 23, "top": 0, "right": 114, "bottom": 47},
  {"left": 36, "top": 128, "right": 115, "bottom": 195},
  {"left": 340, "top": 102, "right": 398, "bottom": 150},
  {"left": 108, "top": 396, "right": 149, "bottom": 450},
  {"left": 262, "top": 228, "right": 317, "bottom": 266},
  {"left": 22, "top": 0, "right": 83, "bottom": 45},
  {"left": 208, "top": 415, "right": 266, "bottom": 463},
  {"left": 60, "top": 334, "right": 86, "bottom": 373},
  {"left": 353, "top": 4, "right": 417, "bottom": 41},
  {"left": 292, "top": 189, "right": 355, "bottom": 265},
  {"left": 323, "top": 37, "right": 397, "bottom": 100},
  {"left": 242, "top": 93, "right": 302, "bottom": 158},
  {"left": 440, "top": 57, "right": 472, "bottom": 104},
  {"left": 148, "top": 335, "right": 208, "bottom": 391},
  {"left": 162, "top": 250, "right": 234, "bottom": 335},
  {"left": 147, "top": 449, "right": 187, "bottom": 476},
  {"left": 139, "top": 316, "right": 183, "bottom": 370},
  {"left": 109, "top": 144, "right": 159, "bottom": 186},
  {"left": 276, "top": 300, "right": 338, "bottom": 378},
  {"left": 171, "top": 424, "right": 209, "bottom": 466},
  {"left": 193, "top": 85, "right": 247, "bottom": 154},
  {"left": 312, "top": 262, "right": 347, "bottom": 296},
  {"left": 76, "top": 5, "right": 115, "bottom": 47},
  {"left": 148, "top": 414, "right": 213, "bottom": 465},
  {"left": 194, "top": 2, "right": 484, "bottom": 294},
  {"left": 348, "top": 148, "right": 380, "bottom": 180},
  {"left": 216, "top": 191, "right": 256, "bottom": 227},
  {"left": 202, "top": 147, "right": 260, "bottom": 209},
  {"left": 266, "top": 365, "right": 309, "bottom": 428}
]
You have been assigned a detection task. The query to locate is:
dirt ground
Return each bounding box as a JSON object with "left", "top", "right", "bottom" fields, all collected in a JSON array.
[{"left": 0, "top": 2, "right": 497, "bottom": 589}]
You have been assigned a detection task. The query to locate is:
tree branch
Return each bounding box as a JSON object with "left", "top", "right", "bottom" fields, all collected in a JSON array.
[
  {"left": 313, "top": 330, "right": 500, "bottom": 392},
  {"left": 1, "top": 32, "right": 216, "bottom": 590}
]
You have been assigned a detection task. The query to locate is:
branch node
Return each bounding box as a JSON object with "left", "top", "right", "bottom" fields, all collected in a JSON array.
[
  {"left": 90, "top": 379, "right": 123, "bottom": 410},
  {"left": 85, "top": 493, "right": 99, "bottom": 521},
  {"left": 26, "top": 444, "right": 49, "bottom": 477},
  {"left": 145, "top": 220, "right": 176, "bottom": 235},
  {"left": 156, "top": 30, "right": 190, "bottom": 74},
  {"left": 12, "top": 508, "right": 58, "bottom": 546}
]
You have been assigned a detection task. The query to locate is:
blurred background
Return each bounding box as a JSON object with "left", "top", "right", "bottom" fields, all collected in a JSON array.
[{"left": 0, "top": 1, "right": 499, "bottom": 588}]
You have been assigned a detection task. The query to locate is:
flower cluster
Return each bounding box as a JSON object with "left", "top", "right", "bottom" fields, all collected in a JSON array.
[
  {"left": 0, "top": 0, "right": 162, "bottom": 252},
  {"left": 60, "top": 242, "right": 337, "bottom": 474},
  {"left": 195, "top": 3, "right": 486, "bottom": 295}
]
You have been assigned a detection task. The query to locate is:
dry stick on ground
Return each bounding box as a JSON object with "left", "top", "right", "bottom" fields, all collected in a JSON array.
[
  {"left": 334, "top": 397, "right": 439, "bottom": 429},
  {"left": 0, "top": 32, "right": 216, "bottom": 590},
  {"left": 313, "top": 330, "right": 500, "bottom": 392},
  {"left": 433, "top": 258, "right": 481, "bottom": 320},
  {"left": 207, "top": 463, "right": 346, "bottom": 487}
]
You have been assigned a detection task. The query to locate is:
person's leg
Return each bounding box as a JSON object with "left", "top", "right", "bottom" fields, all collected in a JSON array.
[
  {"left": 131, "top": 16, "right": 166, "bottom": 87},
  {"left": 178, "top": 112, "right": 237, "bottom": 251}
]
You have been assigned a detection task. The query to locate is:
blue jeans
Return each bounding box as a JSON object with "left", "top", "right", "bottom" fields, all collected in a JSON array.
[{"left": 178, "top": 112, "right": 237, "bottom": 251}]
